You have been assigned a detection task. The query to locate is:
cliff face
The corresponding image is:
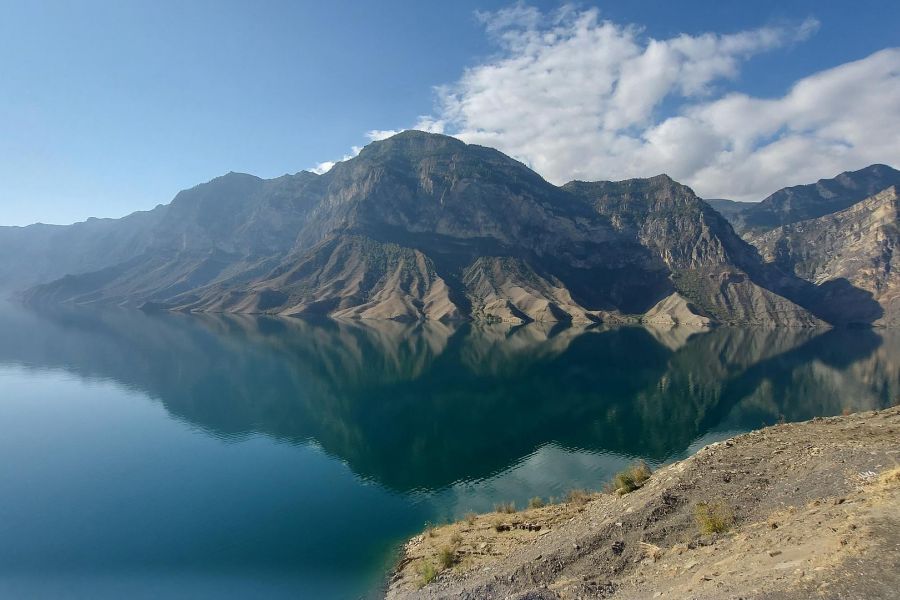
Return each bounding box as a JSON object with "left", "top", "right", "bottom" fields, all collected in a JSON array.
[
  {"left": 749, "top": 186, "right": 900, "bottom": 325},
  {"left": 10, "top": 131, "right": 886, "bottom": 326}
]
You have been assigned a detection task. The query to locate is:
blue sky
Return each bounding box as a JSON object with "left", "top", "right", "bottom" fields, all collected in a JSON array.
[{"left": 1, "top": 1, "right": 899, "bottom": 226}]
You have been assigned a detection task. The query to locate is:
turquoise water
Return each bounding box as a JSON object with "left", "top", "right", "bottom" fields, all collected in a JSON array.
[{"left": 0, "top": 304, "right": 897, "bottom": 598}]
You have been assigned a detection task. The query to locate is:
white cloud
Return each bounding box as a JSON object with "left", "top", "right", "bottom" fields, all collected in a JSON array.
[
  {"left": 317, "top": 5, "right": 900, "bottom": 202},
  {"left": 308, "top": 131, "right": 404, "bottom": 173},
  {"left": 365, "top": 129, "right": 402, "bottom": 142},
  {"left": 309, "top": 145, "right": 362, "bottom": 174}
]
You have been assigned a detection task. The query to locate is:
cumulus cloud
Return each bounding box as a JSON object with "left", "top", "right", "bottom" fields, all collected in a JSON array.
[
  {"left": 317, "top": 5, "right": 899, "bottom": 201},
  {"left": 310, "top": 130, "right": 408, "bottom": 173},
  {"left": 365, "top": 129, "right": 402, "bottom": 141}
]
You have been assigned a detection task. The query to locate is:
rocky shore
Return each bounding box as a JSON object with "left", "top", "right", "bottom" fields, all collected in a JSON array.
[{"left": 387, "top": 407, "right": 900, "bottom": 599}]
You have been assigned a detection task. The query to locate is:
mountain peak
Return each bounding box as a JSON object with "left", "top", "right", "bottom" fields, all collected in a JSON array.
[
  {"left": 358, "top": 130, "right": 466, "bottom": 157},
  {"left": 841, "top": 163, "right": 897, "bottom": 177}
]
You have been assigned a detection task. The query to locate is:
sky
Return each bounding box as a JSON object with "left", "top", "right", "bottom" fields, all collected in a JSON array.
[{"left": 1, "top": 1, "right": 899, "bottom": 226}]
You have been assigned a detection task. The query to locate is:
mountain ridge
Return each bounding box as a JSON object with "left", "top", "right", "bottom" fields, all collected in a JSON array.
[
  {"left": 4, "top": 131, "right": 895, "bottom": 326},
  {"left": 717, "top": 163, "right": 900, "bottom": 235}
]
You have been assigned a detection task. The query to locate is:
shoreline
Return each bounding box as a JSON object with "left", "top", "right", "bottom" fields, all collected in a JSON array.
[{"left": 387, "top": 406, "right": 900, "bottom": 599}]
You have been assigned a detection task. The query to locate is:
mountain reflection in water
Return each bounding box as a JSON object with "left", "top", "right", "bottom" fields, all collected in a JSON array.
[
  {"left": 1, "top": 306, "right": 896, "bottom": 493},
  {"left": 0, "top": 304, "right": 897, "bottom": 598}
]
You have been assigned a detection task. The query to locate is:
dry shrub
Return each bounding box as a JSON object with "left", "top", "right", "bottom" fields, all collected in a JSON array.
[
  {"left": 565, "top": 489, "right": 592, "bottom": 506},
  {"left": 695, "top": 500, "right": 733, "bottom": 534},
  {"left": 607, "top": 461, "right": 652, "bottom": 495},
  {"left": 437, "top": 545, "right": 456, "bottom": 569}
]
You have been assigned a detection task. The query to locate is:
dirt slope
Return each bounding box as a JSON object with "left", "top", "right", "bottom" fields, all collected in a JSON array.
[{"left": 387, "top": 407, "right": 900, "bottom": 599}]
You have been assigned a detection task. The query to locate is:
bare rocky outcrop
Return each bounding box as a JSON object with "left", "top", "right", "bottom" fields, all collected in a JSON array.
[{"left": 387, "top": 407, "right": 900, "bottom": 600}]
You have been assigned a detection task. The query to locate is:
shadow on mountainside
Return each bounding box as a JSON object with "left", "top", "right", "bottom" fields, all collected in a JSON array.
[{"left": 740, "top": 244, "right": 885, "bottom": 326}]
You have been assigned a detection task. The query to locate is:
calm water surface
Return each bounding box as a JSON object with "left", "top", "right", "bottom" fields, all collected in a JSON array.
[{"left": 0, "top": 304, "right": 897, "bottom": 598}]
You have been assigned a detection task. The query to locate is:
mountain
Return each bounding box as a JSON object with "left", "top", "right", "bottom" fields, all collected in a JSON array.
[
  {"left": 750, "top": 186, "right": 900, "bottom": 326},
  {"left": 705, "top": 198, "right": 752, "bottom": 221},
  {"left": 7, "top": 130, "right": 883, "bottom": 326},
  {"left": 719, "top": 164, "right": 900, "bottom": 235},
  {"left": 561, "top": 176, "right": 821, "bottom": 326},
  {"left": 0, "top": 206, "right": 165, "bottom": 292}
]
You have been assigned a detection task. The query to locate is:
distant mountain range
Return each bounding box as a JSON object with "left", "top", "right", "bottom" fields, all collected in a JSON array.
[
  {"left": 710, "top": 164, "right": 900, "bottom": 235},
  {"left": 2, "top": 131, "right": 898, "bottom": 326}
]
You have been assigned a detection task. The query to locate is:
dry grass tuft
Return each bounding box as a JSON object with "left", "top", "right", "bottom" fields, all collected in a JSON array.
[
  {"left": 528, "top": 496, "right": 546, "bottom": 509},
  {"left": 695, "top": 500, "right": 733, "bottom": 534},
  {"left": 565, "top": 488, "right": 593, "bottom": 506},
  {"left": 495, "top": 501, "right": 517, "bottom": 514},
  {"left": 416, "top": 560, "right": 437, "bottom": 588},
  {"left": 437, "top": 545, "right": 456, "bottom": 570},
  {"left": 607, "top": 461, "right": 652, "bottom": 495}
]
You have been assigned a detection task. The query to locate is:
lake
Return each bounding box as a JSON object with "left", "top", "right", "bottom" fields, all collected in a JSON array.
[{"left": 0, "top": 303, "right": 897, "bottom": 598}]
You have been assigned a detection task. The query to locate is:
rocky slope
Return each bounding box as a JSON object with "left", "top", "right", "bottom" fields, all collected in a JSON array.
[
  {"left": 564, "top": 176, "right": 821, "bottom": 326},
  {"left": 749, "top": 186, "right": 899, "bottom": 326},
  {"left": 9, "top": 131, "right": 888, "bottom": 326},
  {"left": 387, "top": 407, "right": 900, "bottom": 599}
]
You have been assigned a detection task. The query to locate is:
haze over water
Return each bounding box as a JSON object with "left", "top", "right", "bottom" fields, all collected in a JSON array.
[{"left": 0, "top": 303, "right": 897, "bottom": 598}]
